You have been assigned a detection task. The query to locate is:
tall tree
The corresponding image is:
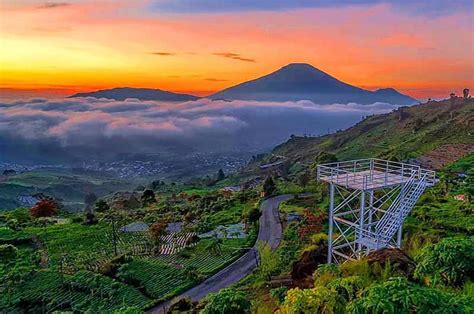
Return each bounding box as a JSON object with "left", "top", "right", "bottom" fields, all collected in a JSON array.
[
  {"left": 217, "top": 169, "right": 226, "bottom": 181},
  {"left": 148, "top": 221, "right": 168, "bottom": 254},
  {"left": 29, "top": 199, "right": 58, "bottom": 218},
  {"left": 141, "top": 189, "right": 156, "bottom": 206},
  {"left": 263, "top": 176, "right": 277, "bottom": 197}
]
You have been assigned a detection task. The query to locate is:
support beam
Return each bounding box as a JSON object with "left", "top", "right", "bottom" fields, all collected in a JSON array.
[
  {"left": 397, "top": 225, "right": 403, "bottom": 247},
  {"left": 357, "top": 191, "right": 366, "bottom": 255},
  {"left": 327, "top": 183, "right": 335, "bottom": 263}
]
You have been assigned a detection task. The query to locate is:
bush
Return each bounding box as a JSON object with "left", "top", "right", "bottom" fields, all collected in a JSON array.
[
  {"left": 202, "top": 288, "right": 251, "bottom": 314},
  {"left": 415, "top": 237, "right": 474, "bottom": 286},
  {"left": 270, "top": 286, "right": 288, "bottom": 305},
  {"left": 277, "top": 287, "right": 344, "bottom": 314},
  {"left": 347, "top": 277, "right": 474, "bottom": 314},
  {"left": 0, "top": 244, "right": 18, "bottom": 262},
  {"left": 29, "top": 199, "right": 58, "bottom": 218}
]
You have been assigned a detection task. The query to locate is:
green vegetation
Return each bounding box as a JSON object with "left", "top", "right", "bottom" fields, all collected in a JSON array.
[
  {"left": 234, "top": 149, "right": 473, "bottom": 313},
  {"left": 0, "top": 186, "right": 259, "bottom": 312},
  {"left": 250, "top": 99, "right": 473, "bottom": 167},
  {"left": 202, "top": 288, "right": 251, "bottom": 314}
]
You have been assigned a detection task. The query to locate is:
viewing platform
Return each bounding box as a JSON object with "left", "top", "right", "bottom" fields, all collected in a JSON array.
[
  {"left": 317, "top": 158, "right": 436, "bottom": 264},
  {"left": 317, "top": 158, "right": 437, "bottom": 190}
]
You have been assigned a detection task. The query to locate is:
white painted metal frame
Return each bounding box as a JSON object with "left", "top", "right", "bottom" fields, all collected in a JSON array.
[{"left": 317, "top": 158, "right": 436, "bottom": 264}]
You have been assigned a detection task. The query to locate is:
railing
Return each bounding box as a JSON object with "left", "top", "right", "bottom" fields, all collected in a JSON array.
[
  {"left": 376, "top": 172, "right": 428, "bottom": 240},
  {"left": 317, "top": 158, "right": 436, "bottom": 189}
]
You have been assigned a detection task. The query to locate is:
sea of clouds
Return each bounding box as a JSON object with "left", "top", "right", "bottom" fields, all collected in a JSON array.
[{"left": 0, "top": 97, "right": 399, "bottom": 164}]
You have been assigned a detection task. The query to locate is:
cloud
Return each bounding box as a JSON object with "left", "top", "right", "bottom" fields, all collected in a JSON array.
[
  {"left": 213, "top": 52, "right": 256, "bottom": 63},
  {"left": 37, "top": 2, "right": 70, "bottom": 9},
  {"left": 0, "top": 97, "right": 398, "bottom": 164},
  {"left": 149, "top": 52, "right": 177, "bottom": 56},
  {"left": 149, "top": 0, "right": 470, "bottom": 17},
  {"left": 205, "top": 78, "right": 229, "bottom": 82}
]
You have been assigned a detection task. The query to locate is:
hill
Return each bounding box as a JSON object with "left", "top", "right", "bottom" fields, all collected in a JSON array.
[
  {"left": 69, "top": 87, "right": 199, "bottom": 101},
  {"left": 209, "top": 63, "right": 417, "bottom": 105},
  {"left": 245, "top": 97, "right": 473, "bottom": 171}
]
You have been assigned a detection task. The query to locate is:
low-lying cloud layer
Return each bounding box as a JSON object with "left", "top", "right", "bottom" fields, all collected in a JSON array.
[{"left": 0, "top": 97, "right": 398, "bottom": 164}]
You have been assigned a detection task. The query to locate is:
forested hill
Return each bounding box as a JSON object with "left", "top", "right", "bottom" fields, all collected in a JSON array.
[{"left": 246, "top": 97, "right": 473, "bottom": 171}]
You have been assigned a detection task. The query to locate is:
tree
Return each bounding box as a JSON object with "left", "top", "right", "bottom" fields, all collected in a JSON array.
[
  {"left": 415, "top": 237, "right": 474, "bottom": 286},
  {"left": 298, "top": 209, "right": 326, "bottom": 239},
  {"left": 263, "top": 176, "right": 277, "bottom": 197},
  {"left": 217, "top": 169, "right": 226, "bottom": 181},
  {"left": 206, "top": 236, "right": 223, "bottom": 256},
  {"left": 202, "top": 288, "right": 251, "bottom": 314},
  {"left": 84, "top": 212, "right": 97, "bottom": 225},
  {"left": 141, "top": 189, "right": 156, "bottom": 206},
  {"left": 0, "top": 244, "right": 18, "bottom": 262},
  {"left": 84, "top": 192, "right": 97, "bottom": 212},
  {"left": 298, "top": 172, "right": 311, "bottom": 187},
  {"left": 148, "top": 221, "right": 168, "bottom": 253},
  {"left": 94, "top": 199, "right": 110, "bottom": 212},
  {"left": 29, "top": 199, "right": 58, "bottom": 218},
  {"left": 314, "top": 151, "right": 338, "bottom": 165},
  {"left": 257, "top": 241, "right": 280, "bottom": 280},
  {"left": 243, "top": 207, "right": 261, "bottom": 224},
  {"left": 463, "top": 88, "right": 470, "bottom": 99}
]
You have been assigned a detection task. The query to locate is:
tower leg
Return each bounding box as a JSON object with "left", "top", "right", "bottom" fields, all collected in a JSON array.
[
  {"left": 357, "top": 190, "right": 366, "bottom": 256},
  {"left": 397, "top": 225, "right": 403, "bottom": 247},
  {"left": 367, "top": 190, "right": 374, "bottom": 254},
  {"left": 327, "top": 183, "right": 335, "bottom": 263}
]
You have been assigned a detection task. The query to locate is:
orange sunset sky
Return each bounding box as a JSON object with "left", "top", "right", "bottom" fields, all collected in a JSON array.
[{"left": 0, "top": 0, "right": 473, "bottom": 100}]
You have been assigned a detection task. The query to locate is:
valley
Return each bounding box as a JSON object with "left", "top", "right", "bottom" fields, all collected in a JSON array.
[{"left": 1, "top": 96, "right": 472, "bottom": 313}]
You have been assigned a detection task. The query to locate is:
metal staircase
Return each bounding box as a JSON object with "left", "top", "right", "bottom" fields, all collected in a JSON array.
[{"left": 372, "top": 171, "right": 428, "bottom": 248}]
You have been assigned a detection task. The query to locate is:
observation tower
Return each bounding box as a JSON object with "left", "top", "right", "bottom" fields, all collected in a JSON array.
[{"left": 317, "top": 158, "right": 436, "bottom": 264}]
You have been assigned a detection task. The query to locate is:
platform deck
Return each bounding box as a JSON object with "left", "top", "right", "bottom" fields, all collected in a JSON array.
[{"left": 319, "top": 170, "right": 411, "bottom": 190}]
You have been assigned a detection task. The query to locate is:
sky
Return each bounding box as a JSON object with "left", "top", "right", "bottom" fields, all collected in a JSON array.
[{"left": 0, "top": 0, "right": 473, "bottom": 100}]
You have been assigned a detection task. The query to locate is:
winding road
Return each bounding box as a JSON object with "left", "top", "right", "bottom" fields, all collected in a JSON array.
[{"left": 148, "top": 194, "right": 293, "bottom": 314}]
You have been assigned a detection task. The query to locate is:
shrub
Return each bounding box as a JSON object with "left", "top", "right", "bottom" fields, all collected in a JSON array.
[
  {"left": 29, "top": 199, "right": 58, "bottom": 218},
  {"left": 201, "top": 288, "right": 251, "bottom": 314},
  {"left": 277, "top": 287, "right": 344, "bottom": 314},
  {"left": 347, "top": 277, "right": 474, "bottom": 314},
  {"left": 0, "top": 244, "right": 18, "bottom": 262},
  {"left": 415, "top": 237, "right": 474, "bottom": 286},
  {"left": 270, "top": 286, "right": 288, "bottom": 305}
]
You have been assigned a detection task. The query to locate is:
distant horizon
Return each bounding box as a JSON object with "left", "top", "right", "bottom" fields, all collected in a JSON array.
[
  {"left": 0, "top": 61, "right": 468, "bottom": 102},
  {"left": 1, "top": 1, "right": 472, "bottom": 101}
]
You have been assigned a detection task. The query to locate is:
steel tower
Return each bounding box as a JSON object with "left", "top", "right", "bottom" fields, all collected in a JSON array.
[{"left": 317, "top": 158, "right": 436, "bottom": 264}]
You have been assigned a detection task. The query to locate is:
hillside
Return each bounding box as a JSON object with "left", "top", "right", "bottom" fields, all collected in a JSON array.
[
  {"left": 246, "top": 97, "right": 473, "bottom": 171},
  {"left": 69, "top": 87, "right": 199, "bottom": 101},
  {"left": 210, "top": 63, "right": 417, "bottom": 105}
]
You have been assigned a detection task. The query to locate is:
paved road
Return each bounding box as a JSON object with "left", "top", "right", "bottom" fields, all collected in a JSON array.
[{"left": 148, "top": 194, "right": 293, "bottom": 314}]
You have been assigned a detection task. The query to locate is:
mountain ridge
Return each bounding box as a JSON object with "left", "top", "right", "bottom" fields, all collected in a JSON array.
[
  {"left": 68, "top": 63, "right": 417, "bottom": 105},
  {"left": 68, "top": 87, "right": 199, "bottom": 101},
  {"left": 209, "top": 63, "right": 417, "bottom": 105}
]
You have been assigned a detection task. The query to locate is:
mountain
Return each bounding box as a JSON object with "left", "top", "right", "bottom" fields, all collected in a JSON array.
[
  {"left": 209, "top": 63, "right": 417, "bottom": 105},
  {"left": 244, "top": 97, "right": 473, "bottom": 172},
  {"left": 69, "top": 87, "right": 199, "bottom": 101}
]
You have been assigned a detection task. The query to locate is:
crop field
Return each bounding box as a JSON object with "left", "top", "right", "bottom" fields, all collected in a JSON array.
[{"left": 0, "top": 220, "right": 253, "bottom": 312}]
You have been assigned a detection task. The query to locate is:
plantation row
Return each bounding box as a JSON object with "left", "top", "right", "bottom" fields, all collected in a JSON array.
[
  {"left": 1, "top": 270, "right": 152, "bottom": 312},
  {"left": 117, "top": 258, "right": 195, "bottom": 300}
]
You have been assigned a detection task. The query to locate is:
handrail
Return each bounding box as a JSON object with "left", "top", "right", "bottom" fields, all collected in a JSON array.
[
  {"left": 375, "top": 172, "right": 428, "bottom": 237},
  {"left": 317, "top": 158, "right": 436, "bottom": 188},
  {"left": 375, "top": 170, "right": 418, "bottom": 232}
]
